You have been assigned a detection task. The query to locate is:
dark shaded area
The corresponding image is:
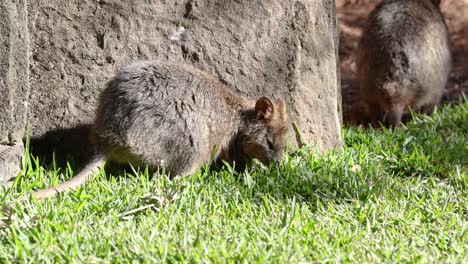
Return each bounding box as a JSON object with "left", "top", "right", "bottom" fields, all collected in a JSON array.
[
  {"left": 27, "top": 124, "right": 94, "bottom": 170},
  {"left": 24, "top": 123, "right": 243, "bottom": 181},
  {"left": 24, "top": 124, "right": 145, "bottom": 182}
]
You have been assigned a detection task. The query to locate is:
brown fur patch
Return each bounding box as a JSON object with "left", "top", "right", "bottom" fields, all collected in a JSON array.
[
  {"left": 269, "top": 98, "right": 288, "bottom": 131},
  {"left": 268, "top": 98, "right": 288, "bottom": 151}
]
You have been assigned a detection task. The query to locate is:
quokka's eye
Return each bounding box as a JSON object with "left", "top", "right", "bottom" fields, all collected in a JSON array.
[{"left": 266, "top": 137, "right": 274, "bottom": 150}]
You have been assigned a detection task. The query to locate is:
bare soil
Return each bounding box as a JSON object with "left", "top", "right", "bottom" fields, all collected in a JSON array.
[{"left": 338, "top": 0, "right": 468, "bottom": 125}]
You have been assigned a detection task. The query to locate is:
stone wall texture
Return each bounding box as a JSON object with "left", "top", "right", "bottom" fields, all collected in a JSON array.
[
  {"left": 1, "top": 0, "right": 342, "bottom": 181},
  {"left": 0, "top": 0, "right": 29, "bottom": 182}
]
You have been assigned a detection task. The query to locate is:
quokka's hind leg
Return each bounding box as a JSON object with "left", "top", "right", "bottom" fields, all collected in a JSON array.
[
  {"left": 364, "top": 102, "right": 382, "bottom": 128},
  {"left": 420, "top": 103, "right": 437, "bottom": 115},
  {"left": 385, "top": 103, "right": 405, "bottom": 127},
  {"left": 166, "top": 160, "right": 205, "bottom": 178}
]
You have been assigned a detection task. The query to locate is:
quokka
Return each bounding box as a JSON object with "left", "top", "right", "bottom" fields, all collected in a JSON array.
[
  {"left": 356, "top": 0, "right": 451, "bottom": 126},
  {"left": 20, "top": 61, "right": 288, "bottom": 200}
]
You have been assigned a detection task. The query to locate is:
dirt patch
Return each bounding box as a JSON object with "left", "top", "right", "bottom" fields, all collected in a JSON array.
[{"left": 338, "top": 0, "right": 468, "bottom": 125}]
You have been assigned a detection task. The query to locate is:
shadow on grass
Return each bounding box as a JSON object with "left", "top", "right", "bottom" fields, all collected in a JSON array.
[
  {"left": 27, "top": 124, "right": 94, "bottom": 171},
  {"left": 345, "top": 101, "right": 467, "bottom": 177}
]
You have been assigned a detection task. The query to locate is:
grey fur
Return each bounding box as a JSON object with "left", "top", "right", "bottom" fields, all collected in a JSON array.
[
  {"left": 357, "top": 0, "right": 451, "bottom": 126},
  {"left": 21, "top": 61, "right": 288, "bottom": 200}
]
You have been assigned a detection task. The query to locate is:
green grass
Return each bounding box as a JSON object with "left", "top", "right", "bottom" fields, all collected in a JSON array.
[{"left": 1, "top": 102, "right": 467, "bottom": 263}]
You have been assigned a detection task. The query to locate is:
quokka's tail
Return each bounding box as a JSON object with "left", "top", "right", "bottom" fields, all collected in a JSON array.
[{"left": 18, "top": 155, "right": 106, "bottom": 201}]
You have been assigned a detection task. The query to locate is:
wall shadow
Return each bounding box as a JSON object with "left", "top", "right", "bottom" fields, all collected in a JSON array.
[
  {"left": 27, "top": 124, "right": 94, "bottom": 171},
  {"left": 26, "top": 125, "right": 165, "bottom": 180}
]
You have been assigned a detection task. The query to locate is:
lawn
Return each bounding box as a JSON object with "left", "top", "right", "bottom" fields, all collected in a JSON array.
[{"left": 1, "top": 102, "right": 467, "bottom": 263}]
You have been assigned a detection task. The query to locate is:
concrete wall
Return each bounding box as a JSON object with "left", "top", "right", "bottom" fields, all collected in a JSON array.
[{"left": 0, "top": 0, "right": 29, "bottom": 182}]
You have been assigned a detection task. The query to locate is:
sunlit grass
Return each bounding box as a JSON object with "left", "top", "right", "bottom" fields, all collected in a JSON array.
[{"left": 1, "top": 102, "right": 466, "bottom": 263}]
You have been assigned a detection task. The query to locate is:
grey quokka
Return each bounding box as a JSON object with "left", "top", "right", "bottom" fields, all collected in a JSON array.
[
  {"left": 20, "top": 61, "right": 288, "bottom": 200},
  {"left": 356, "top": 0, "right": 451, "bottom": 126}
]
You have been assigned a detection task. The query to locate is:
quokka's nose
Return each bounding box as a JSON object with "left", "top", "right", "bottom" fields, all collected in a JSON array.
[
  {"left": 275, "top": 153, "right": 283, "bottom": 167},
  {"left": 274, "top": 159, "right": 281, "bottom": 167}
]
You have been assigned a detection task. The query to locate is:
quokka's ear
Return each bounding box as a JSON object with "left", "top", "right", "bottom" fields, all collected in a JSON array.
[
  {"left": 255, "top": 97, "right": 274, "bottom": 120},
  {"left": 276, "top": 98, "right": 287, "bottom": 121}
]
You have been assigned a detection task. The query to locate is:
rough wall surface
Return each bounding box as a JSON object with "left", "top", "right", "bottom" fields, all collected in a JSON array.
[
  {"left": 0, "top": 0, "right": 29, "bottom": 182},
  {"left": 1, "top": 0, "right": 341, "bottom": 181}
]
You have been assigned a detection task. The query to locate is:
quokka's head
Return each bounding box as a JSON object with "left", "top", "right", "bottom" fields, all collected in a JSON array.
[{"left": 241, "top": 97, "right": 288, "bottom": 166}]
